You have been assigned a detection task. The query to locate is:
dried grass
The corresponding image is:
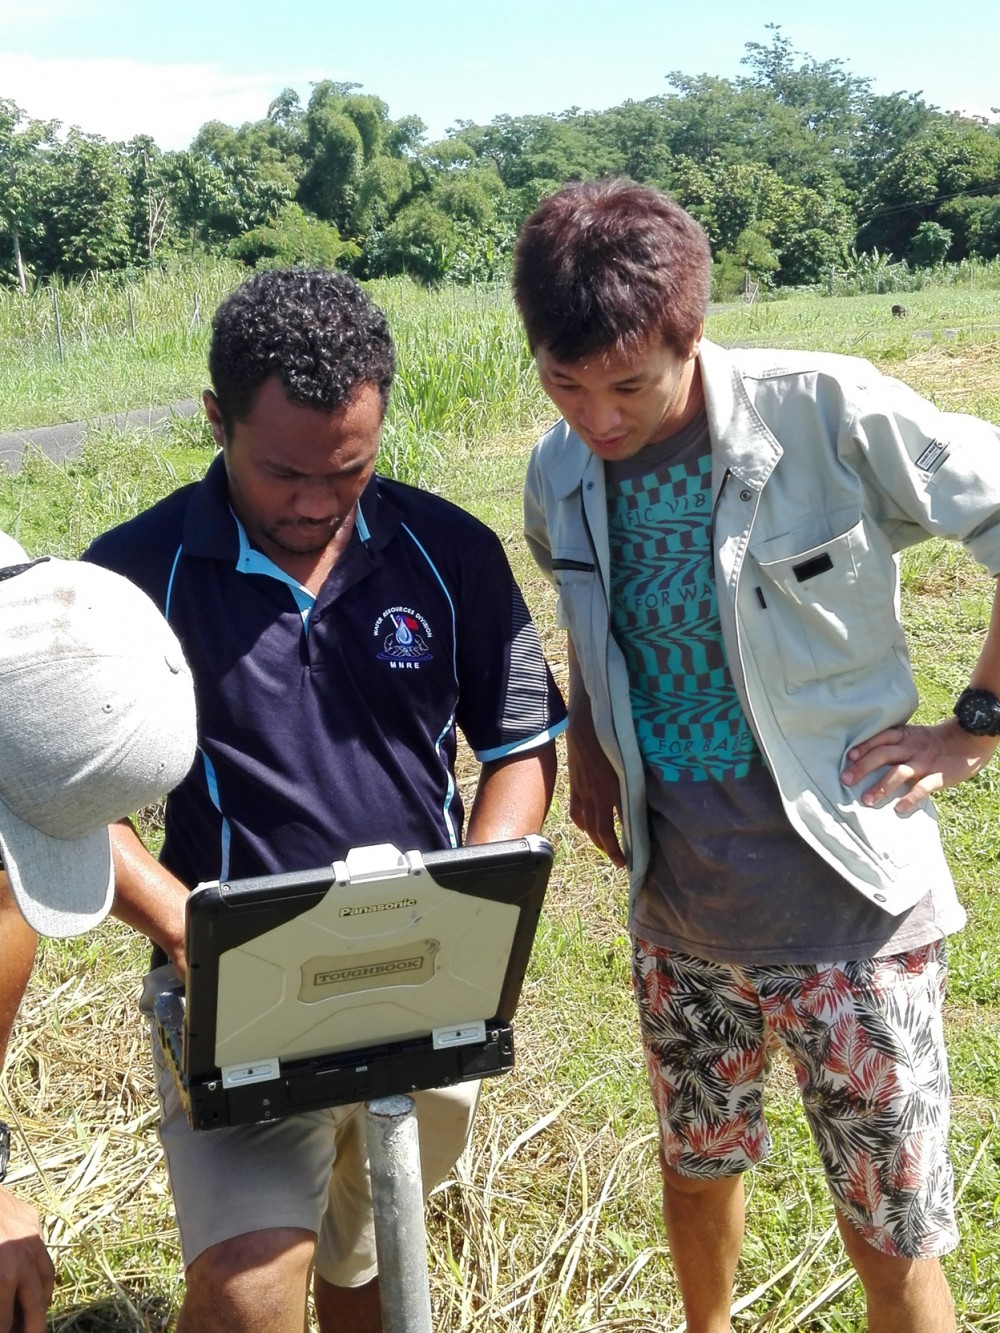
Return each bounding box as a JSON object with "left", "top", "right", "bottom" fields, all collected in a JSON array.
[
  {"left": 0, "top": 916, "right": 891, "bottom": 1333},
  {"left": 2, "top": 929, "right": 182, "bottom": 1330},
  {"left": 2, "top": 688, "right": 988, "bottom": 1330},
  {"left": 888, "top": 343, "right": 1000, "bottom": 415}
]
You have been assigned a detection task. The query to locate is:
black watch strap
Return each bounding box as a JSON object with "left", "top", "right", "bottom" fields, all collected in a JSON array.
[{"left": 0, "top": 1121, "right": 10, "bottom": 1183}]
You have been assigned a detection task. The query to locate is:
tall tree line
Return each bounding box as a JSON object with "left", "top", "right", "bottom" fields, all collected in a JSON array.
[{"left": 3, "top": 29, "right": 1000, "bottom": 292}]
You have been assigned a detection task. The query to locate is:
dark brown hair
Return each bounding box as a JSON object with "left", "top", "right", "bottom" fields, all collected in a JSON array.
[{"left": 513, "top": 179, "right": 711, "bottom": 363}]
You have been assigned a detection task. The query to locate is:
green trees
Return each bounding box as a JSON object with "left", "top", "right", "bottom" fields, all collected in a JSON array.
[
  {"left": 229, "top": 203, "right": 358, "bottom": 269},
  {"left": 367, "top": 166, "right": 513, "bottom": 283},
  {"left": 672, "top": 156, "right": 853, "bottom": 289},
  {"left": 908, "top": 220, "right": 953, "bottom": 268},
  {"left": 938, "top": 194, "right": 1000, "bottom": 259},
  {"left": 42, "top": 132, "right": 134, "bottom": 275},
  {"left": 1, "top": 32, "right": 999, "bottom": 292},
  {"left": 0, "top": 100, "right": 57, "bottom": 290},
  {"left": 859, "top": 121, "right": 1000, "bottom": 257},
  {"left": 295, "top": 83, "right": 422, "bottom": 239},
  {"left": 165, "top": 150, "right": 290, "bottom": 251}
]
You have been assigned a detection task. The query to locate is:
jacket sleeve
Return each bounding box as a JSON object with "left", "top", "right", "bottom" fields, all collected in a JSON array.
[{"left": 846, "top": 371, "right": 1000, "bottom": 573}]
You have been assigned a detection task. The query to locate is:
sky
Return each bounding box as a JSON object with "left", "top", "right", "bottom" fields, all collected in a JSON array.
[{"left": 1, "top": 0, "right": 998, "bottom": 150}]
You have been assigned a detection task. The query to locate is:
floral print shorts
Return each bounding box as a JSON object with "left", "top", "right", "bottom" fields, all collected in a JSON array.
[{"left": 631, "top": 936, "right": 957, "bottom": 1258}]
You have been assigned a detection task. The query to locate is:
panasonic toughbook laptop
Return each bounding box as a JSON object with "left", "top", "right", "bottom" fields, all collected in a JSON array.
[{"left": 154, "top": 836, "right": 553, "bottom": 1130}]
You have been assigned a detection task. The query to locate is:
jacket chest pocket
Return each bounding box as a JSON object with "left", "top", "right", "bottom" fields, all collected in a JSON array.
[
  {"left": 550, "top": 553, "right": 602, "bottom": 681},
  {"left": 552, "top": 555, "right": 598, "bottom": 625},
  {"left": 748, "top": 511, "right": 900, "bottom": 692}
]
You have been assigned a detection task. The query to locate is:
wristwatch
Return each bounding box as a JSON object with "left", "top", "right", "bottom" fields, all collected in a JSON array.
[
  {"left": 0, "top": 1121, "right": 9, "bottom": 1182},
  {"left": 953, "top": 687, "right": 1000, "bottom": 736}
]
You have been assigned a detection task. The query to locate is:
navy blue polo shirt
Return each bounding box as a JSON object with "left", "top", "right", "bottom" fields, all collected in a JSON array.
[{"left": 85, "top": 454, "right": 565, "bottom": 890}]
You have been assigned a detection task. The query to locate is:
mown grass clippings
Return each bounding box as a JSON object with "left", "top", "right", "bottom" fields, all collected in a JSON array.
[{"left": 710, "top": 288, "right": 1000, "bottom": 363}]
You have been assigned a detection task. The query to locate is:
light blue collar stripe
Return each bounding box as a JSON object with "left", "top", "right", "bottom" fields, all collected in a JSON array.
[
  {"left": 231, "top": 511, "right": 316, "bottom": 627},
  {"left": 164, "top": 543, "right": 184, "bottom": 621},
  {"left": 199, "top": 747, "right": 231, "bottom": 881},
  {"left": 434, "top": 714, "right": 459, "bottom": 847},
  {"left": 400, "top": 523, "right": 457, "bottom": 682},
  {"left": 475, "top": 718, "right": 568, "bottom": 764},
  {"left": 355, "top": 504, "right": 371, "bottom": 542},
  {"left": 401, "top": 522, "right": 460, "bottom": 838}
]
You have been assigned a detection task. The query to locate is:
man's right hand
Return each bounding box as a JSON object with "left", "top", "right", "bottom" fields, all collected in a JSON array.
[
  {"left": 0, "top": 1187, "right": 54, "bottom": 1333},
  {"left": 567, "top": 714, "right": 626, "bottom": 867},
  {"left": 565, "top": 638, "right": 626, "bottom": 867}
]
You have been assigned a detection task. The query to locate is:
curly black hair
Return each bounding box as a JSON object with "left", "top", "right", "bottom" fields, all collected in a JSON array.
[{"left": 208, "top": 269, "right": 396, "bottom": 433}]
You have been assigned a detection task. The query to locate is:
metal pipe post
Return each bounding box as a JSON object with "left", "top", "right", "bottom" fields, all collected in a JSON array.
[{"left": 366, "top": 1094, "right": 433, "bottom": 1333}]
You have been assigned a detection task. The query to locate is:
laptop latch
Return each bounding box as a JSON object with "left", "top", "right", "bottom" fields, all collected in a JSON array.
[
  {"left": 221, "top": 1058, "right": 280, "bottom": 1089},
  {"left": 432, "top": 1020, "right": 487, "bottom": 1050},
  {"left": 334, "top": 844, "right": 425, "bottom": 884}
]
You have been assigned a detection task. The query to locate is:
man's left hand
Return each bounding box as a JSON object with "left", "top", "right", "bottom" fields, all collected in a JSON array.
[
  {"left": 841, "top": 718, "right": 999, "bottom": 815},
  {"left": 0, "top": 1186, "right": 54, "bottom": 1333}
]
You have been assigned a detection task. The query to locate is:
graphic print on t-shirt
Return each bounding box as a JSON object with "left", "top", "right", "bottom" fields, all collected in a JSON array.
[{"left": 607, "top": 444, "right": 761, "bottom": 783}]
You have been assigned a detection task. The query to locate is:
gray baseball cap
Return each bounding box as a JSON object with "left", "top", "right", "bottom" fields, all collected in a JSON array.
[{"left": 0, "top": 535, "right": 197, "bottom": 937}]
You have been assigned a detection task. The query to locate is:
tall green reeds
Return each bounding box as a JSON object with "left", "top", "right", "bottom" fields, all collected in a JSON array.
[{"left": 0, "top": 269, "right": 552, "bottom": 479}]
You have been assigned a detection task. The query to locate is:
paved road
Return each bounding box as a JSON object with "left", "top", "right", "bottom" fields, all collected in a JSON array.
[{"left": 0, "top": 399, "right": 200, "bottom": 472}]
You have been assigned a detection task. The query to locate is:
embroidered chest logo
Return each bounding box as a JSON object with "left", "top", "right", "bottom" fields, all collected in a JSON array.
[{"left": 373, "top": 605, "right": 434, "bottom": 669}]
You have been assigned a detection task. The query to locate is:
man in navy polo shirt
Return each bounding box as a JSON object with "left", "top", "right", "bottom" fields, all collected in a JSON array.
[{"left": 85, "top": 268, "right": 566, "bottom": 1333}]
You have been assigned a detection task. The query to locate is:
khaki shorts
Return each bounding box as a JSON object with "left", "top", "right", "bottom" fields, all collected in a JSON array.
[{"left": 141, "top": 965, "right": 479, "bottom": 1286}]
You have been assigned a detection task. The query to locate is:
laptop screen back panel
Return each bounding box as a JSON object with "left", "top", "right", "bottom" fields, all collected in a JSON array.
[
  {"left": 213, "top": 866, "right": 519, "bottom": 1067},
  {"left": 174, "top": 836, "right": 552, "bottom": 1127}
]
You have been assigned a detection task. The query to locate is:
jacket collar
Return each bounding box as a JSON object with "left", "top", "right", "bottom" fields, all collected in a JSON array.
[
  {"left": 699, "top": 340, "right": 783, "bottom": 489},
  {"left": 544, "top": 420, "right": 601, "bottom": 500}
]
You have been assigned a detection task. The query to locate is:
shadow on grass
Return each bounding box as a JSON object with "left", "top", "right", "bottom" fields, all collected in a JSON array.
[{"left": 50, "top": 1289, "right": 176, "bottom": 1333}]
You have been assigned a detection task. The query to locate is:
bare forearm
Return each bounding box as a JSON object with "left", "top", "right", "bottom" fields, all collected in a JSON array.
[
  {"left": 567, "top": 636, "right": 588, "bottom": 719},
  {"left": 843, "top": 576, "right": 1000, "bottom": 812},
  {"left": 109, "top": 821, "right": 189, "bottom": 973},
  {"left": 465, "top": 744, "right": 557, "bottom": 845},
  {"left": 0, "top": 875, "right": 36, "bottom": 1072},
  {"left": 969, "top": 576, "right": 1000, "bottom": 692},
  {"left": 566, "top": 637, "right": 602, "bottom": 748}
]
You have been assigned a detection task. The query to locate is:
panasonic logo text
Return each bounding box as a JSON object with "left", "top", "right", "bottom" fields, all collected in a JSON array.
[{"left": 339, "top": 897, "right": 417, "bottom": 918}]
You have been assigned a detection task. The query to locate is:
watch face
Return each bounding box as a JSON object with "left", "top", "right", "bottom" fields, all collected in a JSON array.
[
  {"left": 968, "top": 699, "right": 994, "bottom": 730},
  {"left": 956, "top": 689, "right": 1000, "bottom": 735}
]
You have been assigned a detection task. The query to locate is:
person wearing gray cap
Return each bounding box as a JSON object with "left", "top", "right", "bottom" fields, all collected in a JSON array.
[{"left": 0, "top": 530, "right": 198, "bottom": 1333}]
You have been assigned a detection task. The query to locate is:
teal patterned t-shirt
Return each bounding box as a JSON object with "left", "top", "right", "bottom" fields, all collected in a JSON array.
[{"left": 606, "top": 421, "right": 761, "bottom": 783}]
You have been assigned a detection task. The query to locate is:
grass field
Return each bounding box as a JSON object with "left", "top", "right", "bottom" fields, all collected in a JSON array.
[{"left": 1, "top": 272, "right": 1000, "bottom": 1330}]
